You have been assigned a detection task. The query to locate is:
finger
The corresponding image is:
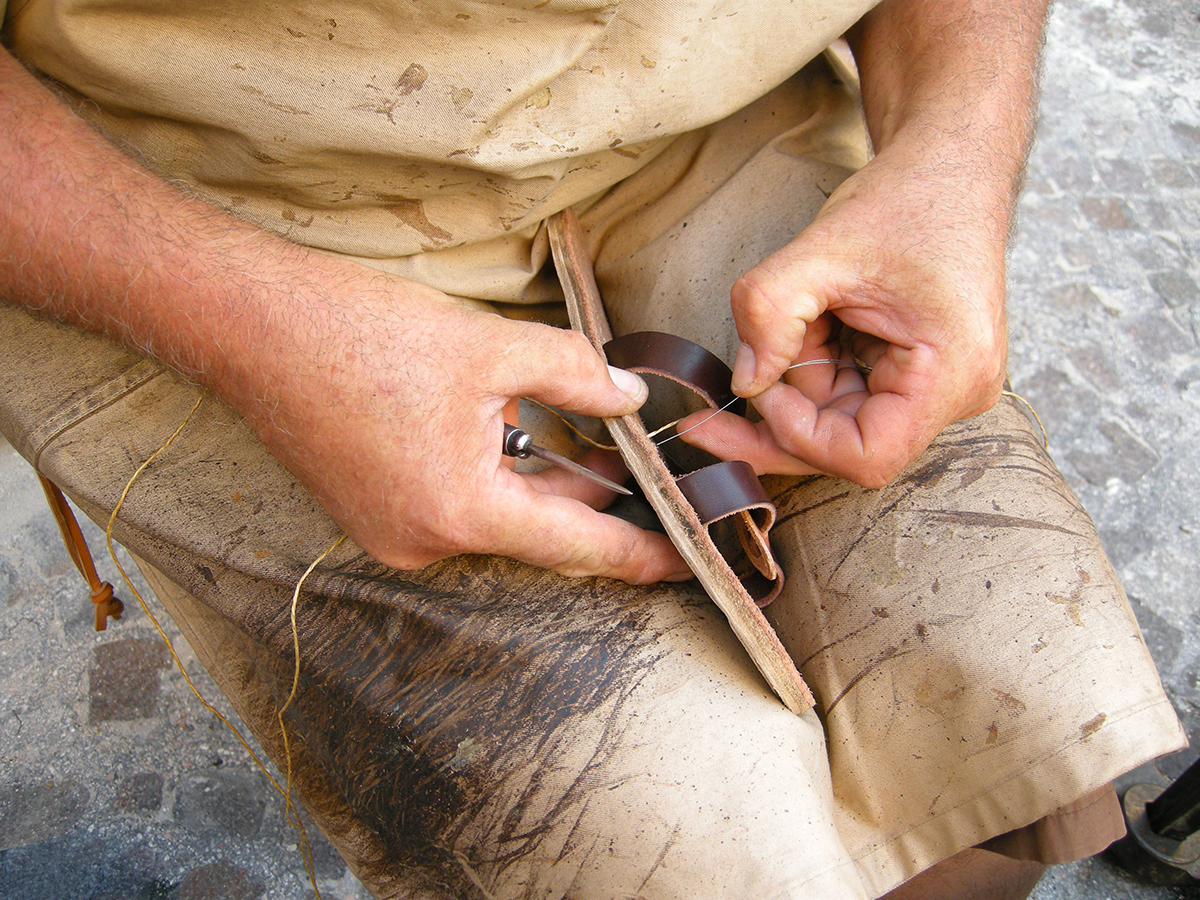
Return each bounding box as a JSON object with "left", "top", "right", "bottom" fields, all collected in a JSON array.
[
  {"left": 499, "top": 397, "right": 520, "bottom": 472},
  {"left": 675, "top": 409, "right": 823, "bottom": 477},
  {"left": 729, "top": 252, "right": 828, "bottom": 397},
  {"left": 784, "top": 359, "right": 869, "bottom": 409},
  {"left": 482, "top": 482, "right": 692, "bottom": 584},
  {"left": 751, "top": 381, "right": 940, "bottom": 487},
  {"left": 848, "top": 331, "right": 889, "bottom": 373},
  {"left": 496, "top": 324, "right": 649, "bottom": 418},
  {"left": 782, "top": 316, "right": 865, "bottom": 404}
]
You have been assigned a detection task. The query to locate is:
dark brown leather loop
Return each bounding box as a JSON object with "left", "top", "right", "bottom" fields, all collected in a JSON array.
[
  {"left": 676, "top": 461, "right": 771, "bottom": 528},
  {"left": 678, "top": 462, "right": 781, "bottom": 607},
  {"left": 603, "top": 332, "right": 747, "bottom": 417},
  {"left": 602, "top": 332, "right": 781, "bottom": 607}
]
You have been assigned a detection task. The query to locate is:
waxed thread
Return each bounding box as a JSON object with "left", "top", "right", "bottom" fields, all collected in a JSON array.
[
  {"left": 532, "top": 359, "right": 1048, "bottom": 453},
  {"left": 531, "top": 358, "right": 849, "bottom": 451},
  {"left": 278, "top": 531, "right": 347, "bottom": 884},
  {"left": 1003, "top": 390, "right": 1048, "bottom": 448},
  {"left": 103, "top": 393, "right": 327, "bottom": 899}
]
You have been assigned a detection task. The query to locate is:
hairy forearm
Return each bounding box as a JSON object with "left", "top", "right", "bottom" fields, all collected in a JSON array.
[
  {"left": 0, "top": 47, "right": 392, "bottom": 421},
  {"left": 0, "top": 44, "right": 693, "bottom": 583},
  {"left": 848, "top": 0, "right": 1051, "bottom": 234}
]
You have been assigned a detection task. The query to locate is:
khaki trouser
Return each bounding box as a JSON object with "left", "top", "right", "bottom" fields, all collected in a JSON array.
[{"left": 0, "top": 61, "right": 1185, "bottom": 899}]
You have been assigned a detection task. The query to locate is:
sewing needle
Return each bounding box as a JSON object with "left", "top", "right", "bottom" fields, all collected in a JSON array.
[{"left": 502, "top": 424, "right": 633, "bottom": 496}]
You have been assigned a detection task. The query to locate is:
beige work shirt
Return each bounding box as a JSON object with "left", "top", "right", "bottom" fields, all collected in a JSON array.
[{"left": 5, "top": 0, "right": 878, "bottom": 300}]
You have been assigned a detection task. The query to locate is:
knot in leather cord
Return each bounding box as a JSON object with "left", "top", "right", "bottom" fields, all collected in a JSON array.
[
  {"left": 37, "top": 473, "right": 124, "bottom": 632},
  {"left": 90, "top": 581, "right": 124, "bottom": 631}
]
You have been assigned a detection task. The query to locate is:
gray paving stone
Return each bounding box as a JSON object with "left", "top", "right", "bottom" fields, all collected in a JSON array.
[
  {"left": 114, "top": 772, "right": 164, "bottom": 815},
  {"left": 1067, "top": 418, "right": 1161, "bottom": 486},
  {"left": 173, "top": 768, "right": 268, "bottom": 842},
  {"left": 0, "top": 554, "right": 19, "bottom": 607},
  {"left": 1082, "top": 196, "right": 1138, "bottom": 230},
  {"left": 0, "top": 777, "right": 90, "bottom": 852},
  {"left": 176, "top": 861, "right": 265, "bottom": 900},
  {"left": 0, "top": 826, "right": 177, "bottom": 900},
  {"left": 89, "top": 638, "right": 169, "bottom": 723},
  {"left": 15, "top": 516, "right": 75, "bottom": 581},
  {"left": 1123, "top": 309, "right": 1195, "bottom": 357},
  {"left": 1150, "top": 270, "right": 1200, "bottom": 308}
]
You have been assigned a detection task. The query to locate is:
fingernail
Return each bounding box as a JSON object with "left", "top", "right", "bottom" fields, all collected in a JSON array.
[
  {"left": 731, "top": 342, "right": 756, "bottom": 393},
  {"left": 608, "top": 366, "right": 648, "bottom": 406}
]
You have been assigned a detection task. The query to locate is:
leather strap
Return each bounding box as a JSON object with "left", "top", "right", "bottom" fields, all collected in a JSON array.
[
  {"left": 603, "top": 332, "right": 746, "bottom": 417},
  {"left": 38, "top": 474, "right": 124, "bottom": 631},
  {"left": 548, "top": 208, "right": 813, "bottom": 714}
]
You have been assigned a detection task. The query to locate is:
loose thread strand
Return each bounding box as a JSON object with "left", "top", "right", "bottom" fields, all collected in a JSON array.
[
  {"left": 103, "top": 393, "right": 325, "bottom": 900},
  {"left": 1002, "top": 389, "right": 1049, "bottom": 448},
  {"left": 531, "top": 358, "right": 849, "bottom": 451},
  {"left": 526, "top": 399, "right": 618, "bottom": 450},
  {"left": 277, "top": 532, "right": 347, "bottom": 894},
  {"left": 786, "top": 358, "right": 849, "bottom": 371},
  {"left": 652, "top": 395, "right": 743, "bottom": 447},
  {"left": 454, "top": 850, "right": 500, "bottom": 900}
]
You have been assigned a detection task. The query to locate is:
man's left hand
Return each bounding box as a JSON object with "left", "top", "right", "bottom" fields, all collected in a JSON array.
[
  {"left": 676, "top": 0, "right": 1048, "bottom": 488},
  {"left": 676, "top": 136, "right": 1008, "bottom": 488}
]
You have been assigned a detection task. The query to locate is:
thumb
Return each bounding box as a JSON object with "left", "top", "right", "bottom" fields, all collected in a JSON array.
[
  {"left": 503, "top": 324, "right": 649, "bottom": 418},
  {"left": 729, "top": 250, "right": 827, "bottom": 397}
]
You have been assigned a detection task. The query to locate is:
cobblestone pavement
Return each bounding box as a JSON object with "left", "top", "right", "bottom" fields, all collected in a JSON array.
[
  {"left": 1012, "top": 0, "right": 1199, "bottom": 896},
  {"left": 2, "top": 0, "right": 1198, "bottom": 897}
]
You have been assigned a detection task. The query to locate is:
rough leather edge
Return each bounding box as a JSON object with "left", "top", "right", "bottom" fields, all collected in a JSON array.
[{"left": 548, "top": 209, "right": 813, "bottom": 714}]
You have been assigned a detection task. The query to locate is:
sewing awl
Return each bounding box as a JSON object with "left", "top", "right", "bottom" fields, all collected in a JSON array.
[{"left": 502, "top": 423, "right": 632, "bottom": 495}]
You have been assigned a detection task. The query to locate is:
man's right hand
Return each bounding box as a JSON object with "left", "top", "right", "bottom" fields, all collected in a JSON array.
[
  {"left": 0, "top": 46, "right": 688, "bottom": 584},
  {"left": 229, "top": 268, "right": 689, "bottom": 583}
]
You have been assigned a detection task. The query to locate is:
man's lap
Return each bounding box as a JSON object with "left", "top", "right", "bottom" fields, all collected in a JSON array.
[
  {"left": 0, "top": 309, "right": 862, "bottom": 895},
  {"left": 0, "top": 294, "right": 1182, "bottom": 899}
]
